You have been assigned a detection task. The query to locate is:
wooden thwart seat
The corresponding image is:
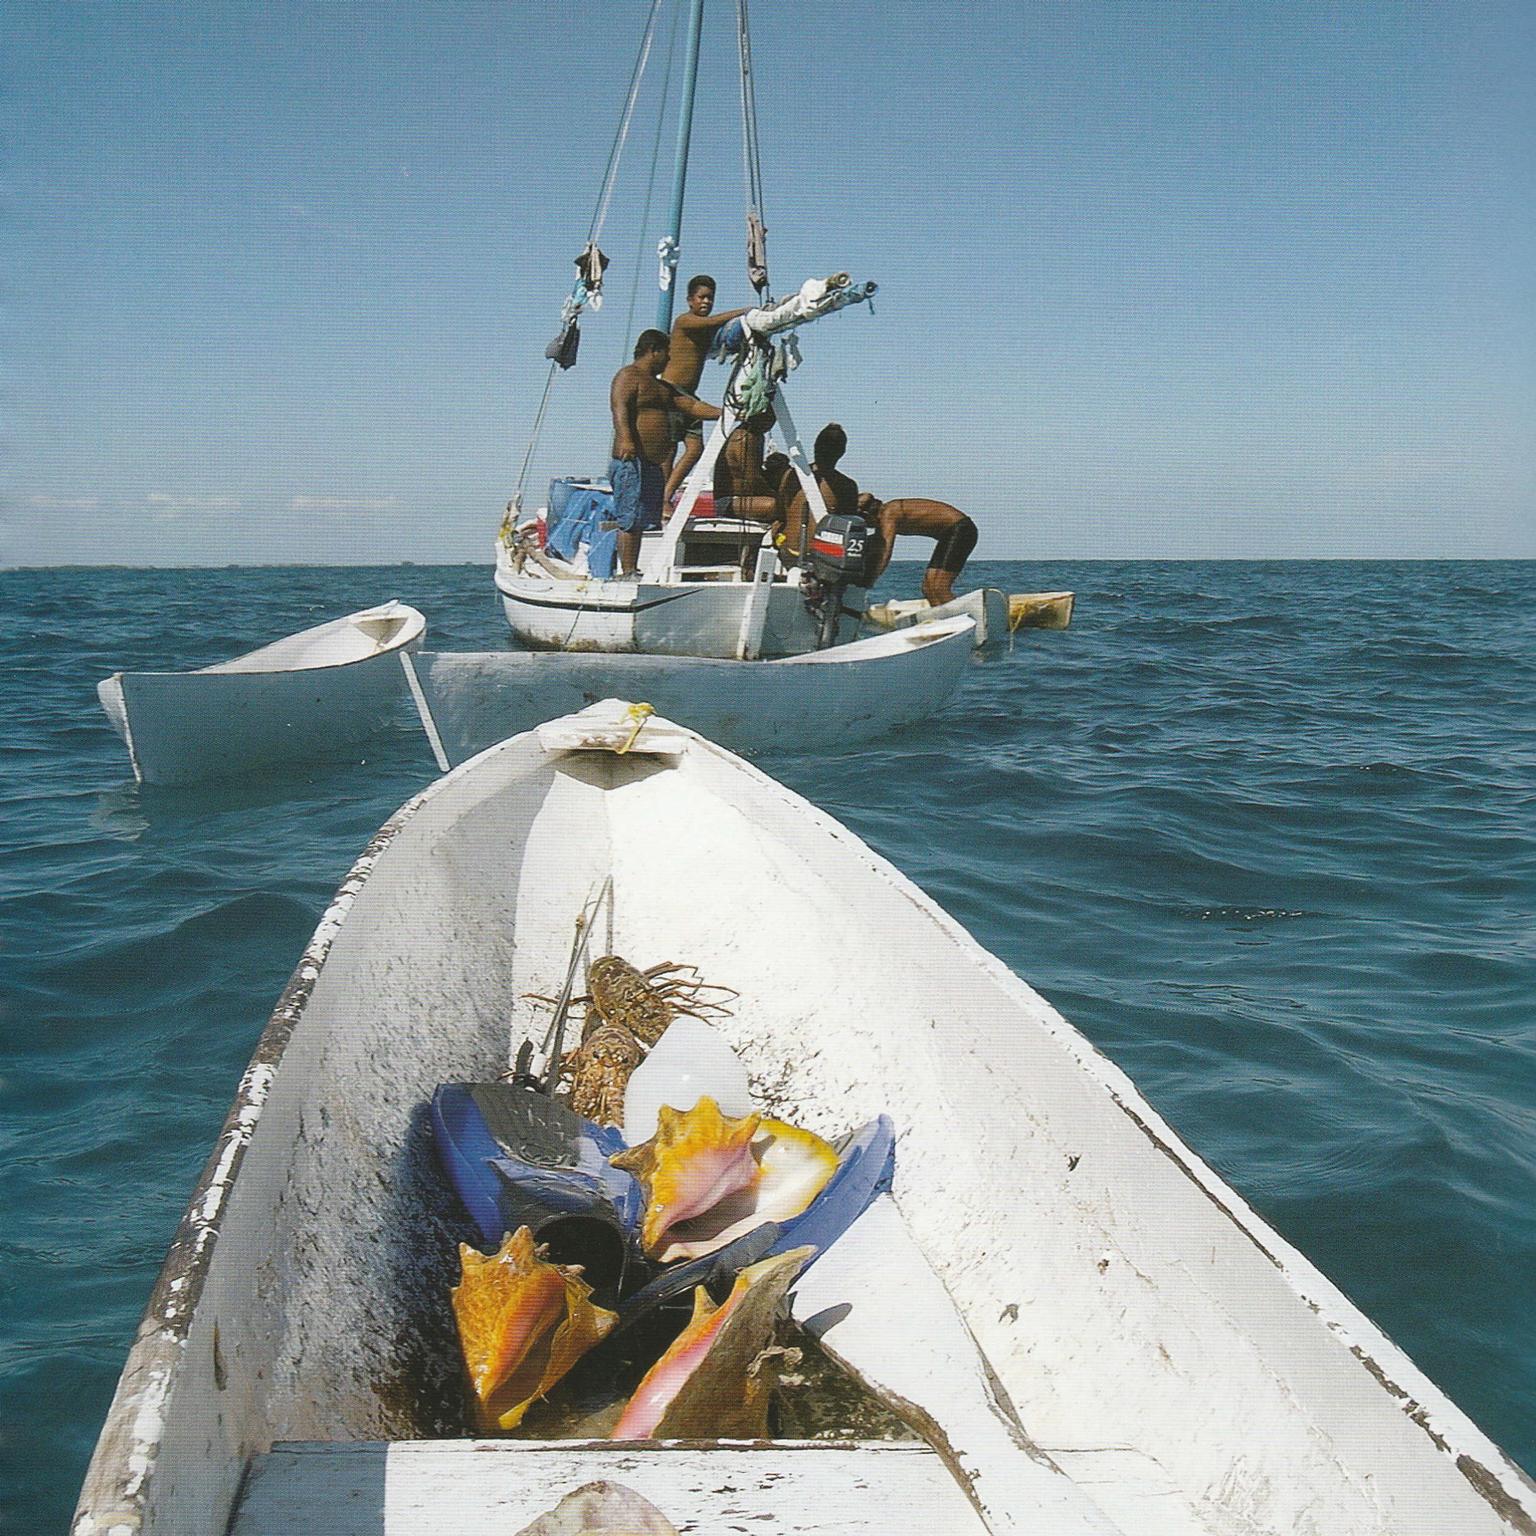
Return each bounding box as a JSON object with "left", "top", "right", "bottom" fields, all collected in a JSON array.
[{"left": 230, "top": 1439, "right": 991, "bottom": 1536}]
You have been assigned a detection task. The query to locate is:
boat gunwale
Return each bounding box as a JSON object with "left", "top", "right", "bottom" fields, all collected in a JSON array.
[
  {"left": 417, "top": 615, "right": 973, "bottom": 676},
  {"left": 97, "top": 605, "right": 427, "bottom": 689},
  {"left": 75, "top": 711, "right": 1536, "bottom": 1535},
  {"left": 70, "top": 784, "right": 436, "bottom": 1535}
]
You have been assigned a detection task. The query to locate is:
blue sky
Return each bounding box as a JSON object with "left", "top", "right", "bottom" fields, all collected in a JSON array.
[{"left": 3, "top": 0, "right": 1532, "bottom": 565}]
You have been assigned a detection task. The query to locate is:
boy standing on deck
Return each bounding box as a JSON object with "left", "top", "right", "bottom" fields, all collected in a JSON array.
[
  {"left": 662, "top": 275, "right": 751, "bottom": 502},
  {"left": 610, "top": 331, "right": 720, "bottom": 578}
]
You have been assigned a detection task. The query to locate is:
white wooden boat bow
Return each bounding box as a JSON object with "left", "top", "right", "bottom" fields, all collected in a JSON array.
[{"left": 73, "top": 704, "right": 1536, "bottom": 1536}]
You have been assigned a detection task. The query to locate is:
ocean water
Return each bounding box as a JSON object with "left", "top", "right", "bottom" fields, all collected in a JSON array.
[{"left": 1, "top": 559, "right": 1532, "bottom": 1531}]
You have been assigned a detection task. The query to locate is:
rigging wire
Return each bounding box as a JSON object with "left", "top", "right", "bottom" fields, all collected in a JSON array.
[
  {"left": 589, "top": 0, "right": 668, "bottom": 247},
  {"left": 736, "top": 0, "right": 770, "bottom": 295},
  {"left": 512, "top": 0, "right": 667, "bottom": 508},
  {"left": 512, "top": 362, "right": 560, "bottom": 511},
  {"left": 619, "top": 0, "right": 683, "bottom": 370}
]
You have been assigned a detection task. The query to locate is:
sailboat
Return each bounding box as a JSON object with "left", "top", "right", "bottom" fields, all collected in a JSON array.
[{"left": 493, "top": 0, "right": 881, "bottom": 660}]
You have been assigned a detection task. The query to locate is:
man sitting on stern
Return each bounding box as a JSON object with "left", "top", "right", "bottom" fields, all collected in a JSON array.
[
  {"left": 713, "top": 405, "right": 786, "bottom": 523},
  {"left": 771, "top": 421, "right": 861, "bottom": 566}
]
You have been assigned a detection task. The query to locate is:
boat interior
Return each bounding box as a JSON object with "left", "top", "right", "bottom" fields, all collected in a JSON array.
[
  {"left": 672, "top": 515, "right": 776, "bottom": 580},
  {"left": 205, "top": 604, "right": 422, "bottom": 674},
  {"left": 83, "top": 721, "right": 1531, "bottom": 1536}
]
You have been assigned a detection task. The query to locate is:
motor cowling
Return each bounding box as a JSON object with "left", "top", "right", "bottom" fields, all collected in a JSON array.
[
  {"left": 803, "top": 512, "right": 875, "bottom": 647},
  {"left": 806, "top": 512, "right": 875, "bottom": 588}
]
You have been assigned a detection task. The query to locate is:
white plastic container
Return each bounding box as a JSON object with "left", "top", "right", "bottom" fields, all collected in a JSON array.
[{"left": 623, "top": 1017, "right": 754, "bottom": 1145}]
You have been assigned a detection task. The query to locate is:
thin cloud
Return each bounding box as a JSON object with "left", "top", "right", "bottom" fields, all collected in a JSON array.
[
  {"left": 146, "top": 493, "right": 243, "bottom": 523},
  {"left": 278, "top": 198, "right": 362, "bottom": 242},
  {"left": 289, "top": 495, "right": 401, "bottom": 515},
  {"left": 28, "top": 494, "right": 102, "bottom": 511}
]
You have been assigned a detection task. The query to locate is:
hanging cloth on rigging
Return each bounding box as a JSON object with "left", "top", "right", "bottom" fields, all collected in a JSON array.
[
  {"left": 544, "top": 319, "right": 580, "bottom": 371},
  {"left": 531, "top": 0, "right": 662, "bottom": 380},
  {"left": 513, "top": 0, "right": 665, "bottom": 508},
  {"left": 544, "top": 243, "right": 611, "bottom": 370},
  {"left": 575, "top": 242, "right": 610, "bottom": 303},
  {"left": 746, "top": 212, "right": 769, "bottom": 295}
]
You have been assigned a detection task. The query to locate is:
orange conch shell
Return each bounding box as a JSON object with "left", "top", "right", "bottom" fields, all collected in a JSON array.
[
  {"left": 612, "top": 1246, "right": 814, "bottom": 1439},
  {"left": 451, "top": 1225, "right": 618, "bottom": 1431},
  {"left": 611, "top": 1096, "right": 763, "bottom": 1259},
  {"left": 613, "top": 1100, "right": 841, "bottom": 1263}
]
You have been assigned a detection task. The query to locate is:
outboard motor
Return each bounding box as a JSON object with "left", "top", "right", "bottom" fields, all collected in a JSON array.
[{"left": 803, "top": 511, "right": 874, "bottom": 648}]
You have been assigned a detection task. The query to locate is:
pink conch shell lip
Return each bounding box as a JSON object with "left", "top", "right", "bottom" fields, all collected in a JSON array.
[
  {"left": 612, "top": 1100, "right": 841, "bottom": 1263},
  {"left": 612, "top": 1246, "right": 814, "bottom": 1440},
  {"left": 653, "top": 1116, "right": 841, "bottom": 1263},
  {"left": 657, "top": 1133, "right": 760, "bottom": 1234},
  {"left": 612, "top": 1284, "right": 740, "bottom": 1439},
  {"left": 611, "top": 1097, "right": 763, "bottom": 1258}
]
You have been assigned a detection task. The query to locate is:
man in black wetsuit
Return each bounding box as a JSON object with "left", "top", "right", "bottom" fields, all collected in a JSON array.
[{"left": 863, "top": 496, "right": 979, "bottom": 604}]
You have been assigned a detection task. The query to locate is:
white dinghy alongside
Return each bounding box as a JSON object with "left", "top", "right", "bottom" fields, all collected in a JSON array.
[
  {"left": 404, "top": 616, "right": 974, "bottom": 766},
  {"left": 866, "top": 588, "right": 1076, "bottom": 647},
  {"left": 74, "top": 703, "right": 1535, "bottom": 1536},
  {"left": 97, "top": 601, "right": 425, "bottom": 786}
]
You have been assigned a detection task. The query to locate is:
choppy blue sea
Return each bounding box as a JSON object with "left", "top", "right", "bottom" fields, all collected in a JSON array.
[{"left": 2, "top": 560, "right": 1533, "bottom": 1531}]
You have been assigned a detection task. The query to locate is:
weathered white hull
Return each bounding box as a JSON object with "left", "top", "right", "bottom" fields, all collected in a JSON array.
[
  {"left": 74, "top": 705, "right": 1536, "bottom": 1536},
  {"left": 494, "top": 542, "right": 859, "bottom": 658},
  {"left": 96, "top": 603, "right": 426, "bottom": 786},
  {"left": 407, "top": 617, "right": 973, "bottom": 764},
  {"left": 866, "top": 587, "right": 1013, "bottom": 647}
]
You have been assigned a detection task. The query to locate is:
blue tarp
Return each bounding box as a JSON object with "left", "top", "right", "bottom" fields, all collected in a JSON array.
[{"left": 546, "top": 480, "right": 618, "bottom": 576}]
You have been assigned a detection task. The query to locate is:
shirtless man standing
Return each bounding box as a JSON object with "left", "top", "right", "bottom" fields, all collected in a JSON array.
[
  {"left": 865, "top": 497, "right": 979, "bottom": 605},
  {"left": 610, "top": 330, "right": 720, "bottom": 577},
  {"left": 662, "top": 275, "right": 751, "bottom": 502}
]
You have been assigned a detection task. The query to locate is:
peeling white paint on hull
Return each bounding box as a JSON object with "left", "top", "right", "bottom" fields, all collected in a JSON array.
[{"left": 73, "top": 704, "right": 1536, "bottom": 1536}]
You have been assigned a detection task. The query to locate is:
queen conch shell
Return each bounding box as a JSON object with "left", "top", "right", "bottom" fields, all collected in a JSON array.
[
  {"left": 611, "top": 1096, "right": 762, "bottom": 1258},
  {"left": 511, "top": 1480, "right": 679, "bottom": 1536},
  {"left": 611, "top": 1246, "right": 814, "bottom": 1440},
  {"left": 451, "top": 1225, "right": 618, "bottom": 1431},
  {"left": 611, "top": 1097, "right": 839, "bottom": 1263}
]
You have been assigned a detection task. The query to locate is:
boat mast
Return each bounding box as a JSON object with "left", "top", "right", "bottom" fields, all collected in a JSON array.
[{"left": 656, "top": 0, "right": 705, "bottom": 331}]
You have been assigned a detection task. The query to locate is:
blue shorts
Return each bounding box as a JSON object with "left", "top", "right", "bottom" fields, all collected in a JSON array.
[{"left": 609, "top": 457, "right": 665, "bottom": 533}]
